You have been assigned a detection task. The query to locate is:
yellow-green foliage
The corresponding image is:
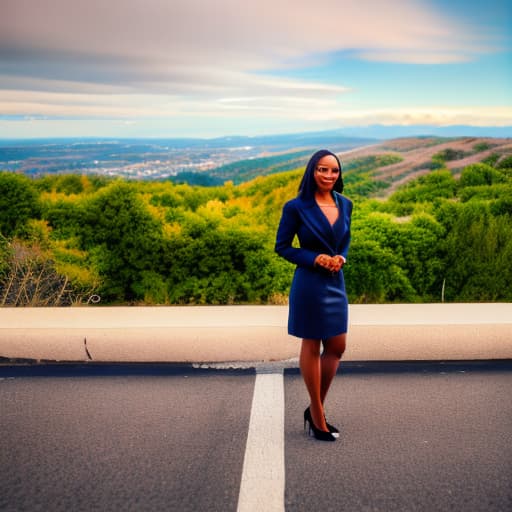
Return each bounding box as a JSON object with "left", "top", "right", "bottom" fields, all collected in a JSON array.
[
  {"left": 51, "top": 240, "right": 100, "bottom": 291},
  {"left": 1, "top": 153, "right": 511, "bottom": 305}
]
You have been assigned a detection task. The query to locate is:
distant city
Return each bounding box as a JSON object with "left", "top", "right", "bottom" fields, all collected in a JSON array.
[
  {"left": 0, "top": 139, "right": 255, "bottom": 179},
  {"left": 0, "top": 140, "right": 266, "bottom": 180},
  {"left": 0, "top": 131, "right": 376, "bottom": 183}
]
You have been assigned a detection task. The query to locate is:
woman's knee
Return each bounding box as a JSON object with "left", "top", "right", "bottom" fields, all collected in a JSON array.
[
  {"left": 323, "top": 334, "right": 346, "bottom": 359},
  {"left": 301, "top": 338, "right": 322, "bottom": 357}
]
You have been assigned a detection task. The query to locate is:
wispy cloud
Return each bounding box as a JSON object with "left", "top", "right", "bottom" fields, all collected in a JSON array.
[
  {"left": 2, "top": 0, "right": 486, "bottom": 78},
  {"left": 0, "top": 0, "right": 508, "bottom": 136},
  {"left": 357, "top": 51, "right": 474, "bottom": 65},
  {"left": 336, "top": 106, "right": 512, "bottom": 127}
]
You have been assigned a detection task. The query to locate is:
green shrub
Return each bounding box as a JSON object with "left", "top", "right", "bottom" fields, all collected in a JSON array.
[{"left": 0, "top": 173, "right": 41, "bottom": 238}]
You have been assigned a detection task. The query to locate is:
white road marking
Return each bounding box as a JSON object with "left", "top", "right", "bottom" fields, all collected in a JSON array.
[{"left": 237, "top": 371, "right": 285, "bottom": 512}]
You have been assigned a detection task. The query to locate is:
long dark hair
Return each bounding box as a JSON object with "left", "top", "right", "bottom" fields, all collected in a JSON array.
[{"left": 298, "top": 149, "right": 344, "bottom": 199}]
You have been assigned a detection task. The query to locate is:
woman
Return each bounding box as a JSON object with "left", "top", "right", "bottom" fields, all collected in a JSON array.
[{"left": 275, "top": 149, "right": 352, "bottom": 442}]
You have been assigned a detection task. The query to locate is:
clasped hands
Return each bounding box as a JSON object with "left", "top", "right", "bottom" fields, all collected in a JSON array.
[{"left": 314, "top": 254, "right": 344, "bottom": 272}]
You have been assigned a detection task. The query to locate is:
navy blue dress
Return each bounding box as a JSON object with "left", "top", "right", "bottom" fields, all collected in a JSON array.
[{"left": 275, "top": 192, "right": 352, "bottom": 339}]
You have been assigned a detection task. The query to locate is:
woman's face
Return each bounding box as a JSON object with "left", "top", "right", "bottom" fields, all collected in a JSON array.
[{"left": 313, "top": 154, "right": 340, "bottom": 193}]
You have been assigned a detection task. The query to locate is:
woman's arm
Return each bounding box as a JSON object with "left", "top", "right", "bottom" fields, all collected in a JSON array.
[
  {"left": 274, "top": 201, "right": 318, "bottom": 268},
  {"left": 338, "top": 197, "right": 353, "bottom": 262}
]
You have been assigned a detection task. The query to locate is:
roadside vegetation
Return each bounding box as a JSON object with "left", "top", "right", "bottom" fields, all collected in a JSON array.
[{"left": 1, "top": 139, "right": 511, "bottom": 305}]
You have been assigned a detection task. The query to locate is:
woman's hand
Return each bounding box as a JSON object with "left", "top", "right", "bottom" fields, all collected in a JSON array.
[
  {"left": 314, "top": 254, "right": 330, "bottom": 270},
  {"left": 331, "top": 255, "right": 345, "bottom": 271},
  {"left": 314, "top": 254, "right": 344, "bottom": 272}
]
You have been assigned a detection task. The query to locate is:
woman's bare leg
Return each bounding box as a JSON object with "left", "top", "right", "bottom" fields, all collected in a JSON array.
[
  {"left": 300, "top": 338, "right": 329, "bottom": 432},
  {"left": 320, "top": 333, "right": 347, "bottom": 404}
]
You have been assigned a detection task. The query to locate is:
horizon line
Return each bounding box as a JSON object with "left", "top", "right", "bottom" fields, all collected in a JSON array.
[{"left": 0, "top": 124, "right": 511, "bottom": 143}]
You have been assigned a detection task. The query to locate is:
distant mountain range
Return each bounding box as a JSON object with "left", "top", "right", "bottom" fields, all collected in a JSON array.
[
  {"left": 1, "top": 124, "right": 511, "bottom": 146},
  {"left": 327, "top": 125, "right": 512, "bottom": 139}
]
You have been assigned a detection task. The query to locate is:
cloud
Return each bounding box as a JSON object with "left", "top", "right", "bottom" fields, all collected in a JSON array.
[
  {"left": 335, "top": 106, "right": 512, "bottom": 127},
  {"left": 0, "top": 87, "right": 344, "bottom": 120},
  {"left": 357, "top": 51, "right": 474, "bottom": 65},
  {"left": 0, "top": 0, "right": 506, "bottom": 135},
  {"left": 2, "top": 85, "right": 510, "bottom": 130},
  {"left": 1, "top": 0, "right": 489, "bottom": 87}
]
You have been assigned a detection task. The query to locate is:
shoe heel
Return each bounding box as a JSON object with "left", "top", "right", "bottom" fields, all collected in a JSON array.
[{"left": 303, "top": 406, "right": 335, "bottom": 441}]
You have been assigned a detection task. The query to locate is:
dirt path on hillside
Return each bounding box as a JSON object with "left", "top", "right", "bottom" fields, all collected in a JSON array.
[{"left": 339, "top": 136, "right": 512, "bottom": 196}]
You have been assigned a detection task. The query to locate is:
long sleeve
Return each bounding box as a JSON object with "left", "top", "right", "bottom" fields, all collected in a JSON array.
[
  {"left": 275, "top": 200, "right": 318, "bottom": 268},
  {"left": 338, "top": 196, "right": 352, "bottom": 261}
]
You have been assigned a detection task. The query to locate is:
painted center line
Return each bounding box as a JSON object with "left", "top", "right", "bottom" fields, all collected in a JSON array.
[{"left": 237, "top": 371, "right": 285, "bottom": 512}]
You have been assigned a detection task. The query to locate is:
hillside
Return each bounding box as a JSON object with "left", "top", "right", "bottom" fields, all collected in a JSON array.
[
  {"left": 337, "top": 136, "right": 512, "bottom": 196},
  {"left": 173, "top": 136, "right": 512, "bottom": 192}
]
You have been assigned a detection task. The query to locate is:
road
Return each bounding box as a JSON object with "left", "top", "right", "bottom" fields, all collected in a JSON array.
[{"left": 1, "top": 362, "right": 511, "bottom": 511}]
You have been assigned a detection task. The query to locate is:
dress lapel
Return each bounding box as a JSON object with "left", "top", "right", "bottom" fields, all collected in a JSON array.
[
  {"left": 296, "top": 197, "right": 337, "bottom": 254},
  {"left": 331, "top": 193, "right": 345, "bottom": 250}
]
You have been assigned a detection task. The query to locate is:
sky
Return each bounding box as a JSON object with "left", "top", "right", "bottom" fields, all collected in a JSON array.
[{"left": 0, "top": 0, "right": 511, "bottom": 139}]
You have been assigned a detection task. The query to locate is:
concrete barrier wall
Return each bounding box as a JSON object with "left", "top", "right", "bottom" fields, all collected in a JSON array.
[{"left": 0, "top": 304, "right": 511, "bottom": 363}]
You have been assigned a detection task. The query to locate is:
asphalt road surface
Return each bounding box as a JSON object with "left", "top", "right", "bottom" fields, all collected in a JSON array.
[{"left": 1, "top": 362, "right": 511, "bottom": 512}]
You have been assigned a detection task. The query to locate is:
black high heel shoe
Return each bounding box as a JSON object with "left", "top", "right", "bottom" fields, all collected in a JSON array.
[
  {"left": 303, "top": 407, "right": 336, "bottom": 442},
  {"left": 304, "top": 407, "right": 340, "bottom": 438}
]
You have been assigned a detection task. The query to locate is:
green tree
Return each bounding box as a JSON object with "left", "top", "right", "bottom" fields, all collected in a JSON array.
[
  {"left": 440, "top": 202, "right": 512, "bottom": 301},
  {"left": 164, "top": 227, "right": 282, "bottom": 304},
  {"left": 390, "top": 170, "right": 457, "bottom": 204},
  {"left": 459, "top": 163, "right": 506, "bottom": 187},
  {"left": 396, "top": 214, "right": 445, "bottom": 300},
  {"left": 351, "top": 211, "right": 444, "bottom": 301},
  {"left": 0, "top": 172, "right": 41, "bottom": 238},
  {"left": 344, "top": 238, "right": 416, "bottom": 303},
  {"left": 55, "top": 174, "right": 85, "bottom": 195},
  {"left": 78, "top": 182, "right": 164, "bottom": 301},
  {"left": 43, "top": 198, "right": 83, "bottom": 239},
  {"left": 496, "top": 156, "right": 512, "bottom": 169}
]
